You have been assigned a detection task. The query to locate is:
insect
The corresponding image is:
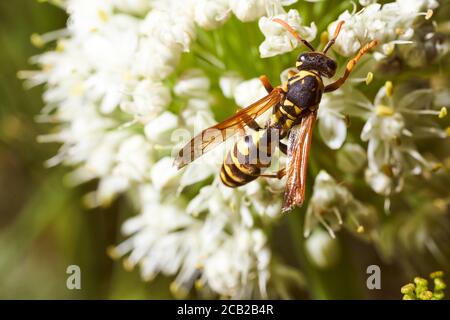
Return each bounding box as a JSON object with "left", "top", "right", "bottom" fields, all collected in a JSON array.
[{"left": 174, "top": 19, "right": 378, "bottom": 213}]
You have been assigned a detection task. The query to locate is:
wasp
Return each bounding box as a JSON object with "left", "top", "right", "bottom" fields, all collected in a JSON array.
[{"left": 174, "top": 19, "right": 378, "bottom": 212}]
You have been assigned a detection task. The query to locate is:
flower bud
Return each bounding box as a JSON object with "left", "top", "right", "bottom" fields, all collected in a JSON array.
[
  {"left": 305, "top": 229, "right": 341, "bottom": 269},
  {"left": 337, "top": 143, "right": 367, "bottom": 173}
]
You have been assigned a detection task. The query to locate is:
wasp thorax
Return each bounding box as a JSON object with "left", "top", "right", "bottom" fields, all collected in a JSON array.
[{"left": 296, "top": 52, "right": 337, "bottom": 78}]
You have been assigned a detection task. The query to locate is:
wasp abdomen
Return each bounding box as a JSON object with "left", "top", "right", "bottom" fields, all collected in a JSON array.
[{"left": 220, "top": 130, "right": 273, "bottom": 187}]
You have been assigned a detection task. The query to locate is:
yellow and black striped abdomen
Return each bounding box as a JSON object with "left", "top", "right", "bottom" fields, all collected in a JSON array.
[{"left": 220, "top": 131, "right": 273, "bottom": 188}]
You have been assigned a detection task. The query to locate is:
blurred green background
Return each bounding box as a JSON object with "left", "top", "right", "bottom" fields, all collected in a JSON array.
[{"left": 0, "top": 1, "right": 448, "bottom": 300}]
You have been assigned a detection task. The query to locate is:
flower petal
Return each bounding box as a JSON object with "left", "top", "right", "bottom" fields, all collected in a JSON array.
[{"left": 318, "top": 112, "right": 347, "bottom": 150}]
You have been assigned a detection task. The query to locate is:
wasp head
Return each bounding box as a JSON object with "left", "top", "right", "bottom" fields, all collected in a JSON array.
[{"left": 296, "top": 52, "right": 337, "bottom": 78}]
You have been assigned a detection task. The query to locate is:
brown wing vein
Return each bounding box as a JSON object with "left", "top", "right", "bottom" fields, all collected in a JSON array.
[
  {"left": 174, "top": 88, "right": 284, "bottom": 169},
  {"left": 282, "top": 111, "right": 317, "bottom": 213}
]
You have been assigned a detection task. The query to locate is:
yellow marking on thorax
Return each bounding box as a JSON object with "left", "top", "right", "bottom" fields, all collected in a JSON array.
[
  {"left": 284, "top": 99, "right": 294, "bottom": 106},
  {"left": 288, "top": 76, "right": 303, "bottom": 85},
  {"left": 289, "top": 70, "right": 324, "bottom": 88}
]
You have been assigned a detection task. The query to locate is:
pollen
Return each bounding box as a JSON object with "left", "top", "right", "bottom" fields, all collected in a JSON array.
[
  {"left": 320, "top": 31, "right": 328, "bottom": 45},
  {"left": 375, "top": 104, "right": 394, "bottom": 116},
  {"left": 385, "top": 81, "right": 394, "bottom": 97},
  {"left": 384, "top": 43, "right": 395, "bottom": 56},
  {"left": 56, "top": 40, "right": 65, "bottom": 52},
  {"left": 122, "top": 258, "right": 134, "bottom": 271},
  {"left": 195, "top": 279, "right": 204, "bottom": 289},
  {"left": 365, "top": 72, "right": 373, "bottom": 85},
  {"left": 438, "top": 107, "right": 447, "bottom": 119},
  {"left": 70, "top": 83, "right": 85, "bottom": 97},
  {"left": 356, "top": 225, "right": 364, "bottom": 233},
  {"left": 30, "top": 33, "right": 44, "bottom": 48},
  {"left": 395, "top": 28, "right": 405, "bottom": 36},
  {"left": 142, "top": 272, "right": 155, "bottom": 282},
  {"left": 106, "top": 246, "right": 120, "bottom": 260},
  {"left": 425, "top": 9, "right": 434, "bottom": 20},
  {"left": 98, "top": 9, "right": 109, "bottom": 22}
]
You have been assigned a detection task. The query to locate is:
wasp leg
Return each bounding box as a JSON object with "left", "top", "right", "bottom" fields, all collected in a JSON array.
[
  {"left": 324, "top": 40, "right": 379, "bottom": 93},
  {"left": 279, "top": 142, "right": 287, "bottom": 155},
  {"left": 259, "top": 75, "right": 274, "bottom": 93},
  {"left": 260, "top": 168, "right": 286, "bottom": 179}
]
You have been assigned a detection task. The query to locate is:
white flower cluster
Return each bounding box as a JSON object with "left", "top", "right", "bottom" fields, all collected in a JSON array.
[
  {"left": 304, "top": 171, "right": 377, "bottom": 238},
  {"left": 24, "top": 0, "right": 448, "bottom": 297},
  {"left": 25, "top": 0, "right": 307, "bottom": 298},
  {"left": 259, "top": 9, "right": 317, "bottom": 58},
  {"left": 328, "top": 0, "right": 439, "bottom": 58}
]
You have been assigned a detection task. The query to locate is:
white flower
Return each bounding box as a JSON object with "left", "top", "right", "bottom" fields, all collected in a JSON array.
[
  {"left": 259, "top": 9, "right": 317, "bottom": 58},
  {"left": 140, "top": 3, "right": 196, "bottom": 51},
  {"left": 219, "top": 73, "right": 243, "bottom": 99},
  {"left": 229, "top": 0, "right": 267, "bottom": 22},
  {"left": 337, "top": 143, "right": 367, "bottom": 173},
  {"left": 396, "top": 0, "right": 439, "bottom": 14},
  {"left": 317, "top": 93, "right": 348, "bottom": 150},
  {"left": 113, "top": 135, "right": 152, "bottom": 182},
  {"left": 305, "top": 229, "right": 341, "bottom": 269},
  {"left": 174, "top": 69, "right": 211, "bottom": 98},
  {"left": 120, "top": 80, "right": 171, "bottom": 120},
  {"left": 305, "top": 171, "right": 376, "bottom": 238},
  {"left": 84, "top": 130, "right": 128, "bottom": 177},
  {"left": 112, "top": 0, "right": 153, "bottom": 14},
  {"left": 194, "top": 0, "right": 230, "bottom": 30},
  {"left": 327, "top": 0, "right": 438, "bottom": 58},
  {"left": 203, "top": 227, "right": 271, "bottom": 298},
  {"left": 181, "top": 98, "right": 216, "bottom": 135},
  {"left": 364, "top": 167, "right": 397, "bottom": 196},
  {"left": 233, "top": 78, "right": 268, "bottom": 108},
  {"left": 131, "top": 37, "right": 181, "bottom": 80},
  {"left": 110, "top": 183, "right": 272, "bottom": 298},
  {"left": 357, "top": 82, "right": 445, "bottom": 198},
  {"left": 359, "top": 0, "right": 377, "bottom": 6},
  {"left": 316, "top": 85, "right": 371, "bottom": 150},
  {"left": 66, "top": 0, "right": 115, "bottom": 36},
  {"left": 144, "top": 111, "right": 179, "bottom": 143},
  {"left": 150, "top": 157, "right": 180, "bottom": 190}
]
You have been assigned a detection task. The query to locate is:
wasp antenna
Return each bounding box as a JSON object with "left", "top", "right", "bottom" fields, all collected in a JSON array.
[
  {"left": 323, "top": 20, "right": 345, "bottom": 54},
  {"left": 272, "top": 18, "right": 315, "bottom": 51}
]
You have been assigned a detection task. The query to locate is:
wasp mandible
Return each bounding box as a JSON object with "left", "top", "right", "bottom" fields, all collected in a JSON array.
[{"left": 174, "top": 19, "right": 378, "bottom": 213}]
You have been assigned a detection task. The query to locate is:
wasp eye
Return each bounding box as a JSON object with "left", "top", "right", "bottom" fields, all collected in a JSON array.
[{"left": 326, "top": 59, "right": 337, "bottom": 69}]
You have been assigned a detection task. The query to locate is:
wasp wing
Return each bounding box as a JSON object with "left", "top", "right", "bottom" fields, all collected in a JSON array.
[
  {"left": 174, "top": 88, "right": 284, "bottom": 169},
  {"left": 282, "top": 111, "right": 317, "bottom": 213}
]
